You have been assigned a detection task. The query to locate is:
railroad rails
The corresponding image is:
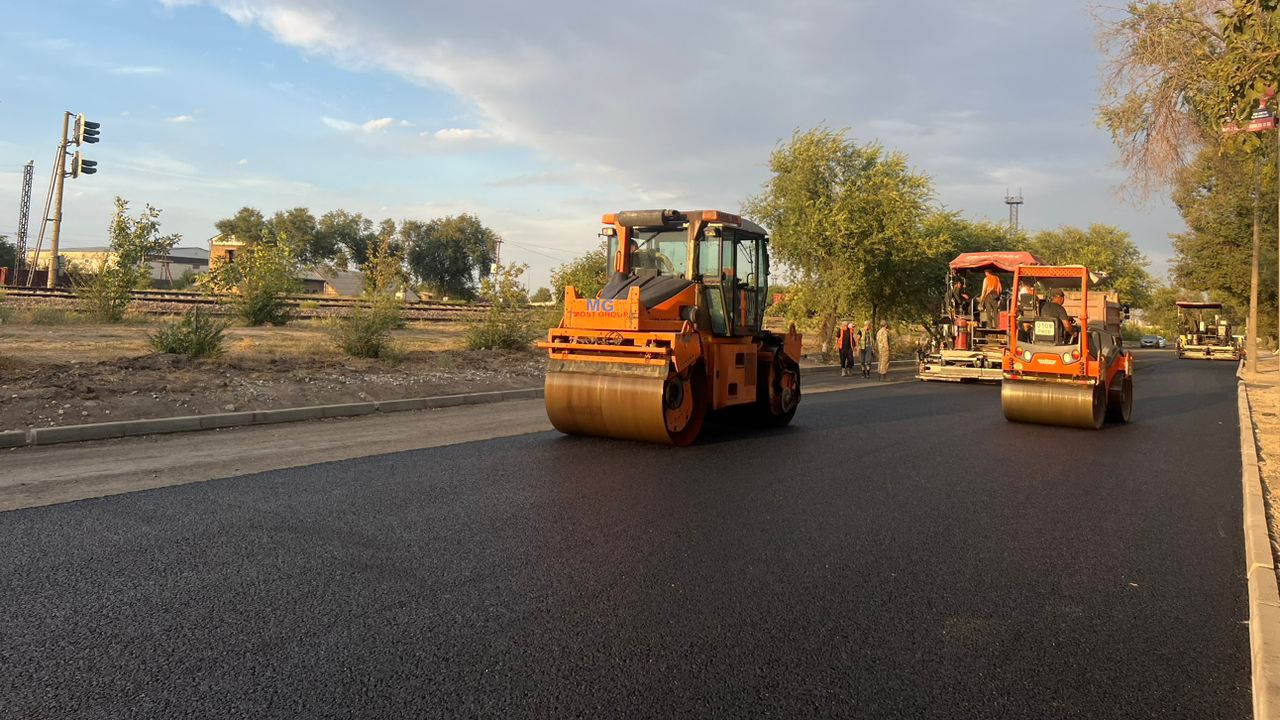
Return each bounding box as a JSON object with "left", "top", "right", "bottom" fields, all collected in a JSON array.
[{"left": 0, "top": 286, "right": 491, "bottom": 322}]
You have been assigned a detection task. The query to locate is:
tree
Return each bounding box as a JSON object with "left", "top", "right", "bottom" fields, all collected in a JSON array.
[
  {"left": 319, "top": 210, "right": 380, "bottom": 269},
  {"left": 1170, "top": 143, "right": 1278, "bottom": 337},
  {"left": 75, "top": 198, "right": 181, "bottom": 322},
  {"left": 214, "top": 207, "right": 269, "bottom": 244},
  {"left": 467, "top": 262, "right": 536, "bottom": 350},
  {"left": 403, "top": 214, "right": 497, "bottom": 300},
  {"left": 0, "top": 234, "right": 15, "bottom": 272},
  {"left": 1024, "top": 224, "right": 1156, "bottom": 308},
  {"left": 207, "top": 238, "right": 301, "bottom": 326},
  {"left": 743, "top": 127, "right": 940, "bottom": 343},
  {"left": 529, "top": 286, "right": 553, "bottom": 303},
  {"left": 550, "top": 242, "right": 609, "bottom": 302}
]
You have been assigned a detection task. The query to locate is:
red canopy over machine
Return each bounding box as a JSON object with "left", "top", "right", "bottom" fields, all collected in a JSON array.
[{"left": 949, "top": 251, "right": 1041, "bottom": 273}]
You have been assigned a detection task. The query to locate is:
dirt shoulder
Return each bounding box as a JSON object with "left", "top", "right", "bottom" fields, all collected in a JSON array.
[
  {"left": 0, "top": 321, "right": 543, "bottom": 432},
  {"left": 1243, "top": 358, "right": 1280, "bottom": 569}
]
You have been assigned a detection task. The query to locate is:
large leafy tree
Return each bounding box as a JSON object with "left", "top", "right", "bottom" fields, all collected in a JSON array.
[
  {"left": 1024, "top": 224, "right": 1156, "bottom": 308},
  {"left": 214, "top": 207, "right": 269, "bottom": 244},
  {"left": 743, "top": 127, "right": 941, "bottom": 340},
  {"left": 550, "top": 242, "right": 609, "bottom": 302},
  {"left": 402, "top": 214, "right": 497, "bottom": 300},
  {"left": 1170, "top": 144, "right": 1278, "bottom": 333},
  {"left": 318, "top": 210, "right": 380, "bottom": 268}
]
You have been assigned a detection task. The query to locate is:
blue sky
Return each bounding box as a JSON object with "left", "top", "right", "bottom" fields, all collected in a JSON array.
[{"left": 1, "top": 0, "right": 1184, "bottom": 288}]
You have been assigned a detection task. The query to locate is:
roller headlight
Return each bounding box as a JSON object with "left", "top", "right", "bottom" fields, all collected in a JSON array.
[{"left": 1022, "top": 350, "right": 1032, "bottom": 361}]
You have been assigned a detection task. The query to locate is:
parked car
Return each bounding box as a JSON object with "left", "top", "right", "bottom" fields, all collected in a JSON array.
[{"left": 1140, "top": 335, "right": 1159, "bottom": 348}]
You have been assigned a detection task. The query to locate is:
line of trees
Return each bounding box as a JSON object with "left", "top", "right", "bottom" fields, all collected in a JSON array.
[{"left": 214, "top": 207, "right": 499, "bottom": 301}]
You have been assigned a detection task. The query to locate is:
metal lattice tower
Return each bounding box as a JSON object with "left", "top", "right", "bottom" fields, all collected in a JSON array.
[
  {"left": 15, "top": 160, "right": 33, "bottom": 283},
  {"left": 1004, "top": 188, "right": 1023, "bottom": 230}
]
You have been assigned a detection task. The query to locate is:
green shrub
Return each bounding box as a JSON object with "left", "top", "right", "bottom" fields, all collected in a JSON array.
[
  {"left": 329, "top": 302, "right": 401, "bottom": 359},
  {"left": 74, "top": 265, "right": 136, "bottom": 323},
  {"left": 466, "top": 262, "right": 536, "bottom": 350},
  {"left": 147, "top": 308, "right": 228, "bottom": 358},
  {"left": 206, "top": 239, "right": 300, "bottom": 326}
]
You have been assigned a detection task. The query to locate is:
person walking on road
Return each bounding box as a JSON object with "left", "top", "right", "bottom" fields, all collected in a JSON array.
[
  {"left": 859, "top": 321, "right": 874, "bottom": 378},
  {"left": 836, "top": 321, "right": 858, "bottom": 376},
  {"left": 876, "top": 321, "right": 890, "bottom": 381}
]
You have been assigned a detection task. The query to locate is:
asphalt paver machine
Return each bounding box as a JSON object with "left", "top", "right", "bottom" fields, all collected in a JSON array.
[
  {"left": 1001, "top": 264, "right": 1134, "bottom": 430},
  {"left": 539, "top": 209, "right": 802, "bottom": 445},
  {"left": 918, "top": 251, "right": 1040, "bottom": 382},
  {"left": 1175, "top": 301, "right": 1240, "bottom": 360}
]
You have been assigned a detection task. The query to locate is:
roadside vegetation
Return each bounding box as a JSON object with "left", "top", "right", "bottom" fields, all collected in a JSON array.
[{"left": 147, "top": 308, "right": 227, "bottom": 358}]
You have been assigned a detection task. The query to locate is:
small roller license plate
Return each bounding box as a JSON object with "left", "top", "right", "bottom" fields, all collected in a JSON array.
[{"left": 1034, "top": 320, "right": 1056, "bottom": 337}]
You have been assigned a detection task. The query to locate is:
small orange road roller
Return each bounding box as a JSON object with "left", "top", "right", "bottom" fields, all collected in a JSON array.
[
  {"left": 538, "top": 209, "right": 801, "bottom": 445},
  {"left": 1001, "top": 264, "right": 1133, "bottom": 429}
]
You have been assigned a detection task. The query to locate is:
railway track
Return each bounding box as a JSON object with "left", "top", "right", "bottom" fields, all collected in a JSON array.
[{"left": 0, "top": 286, "right": 492, "bottom": 321}]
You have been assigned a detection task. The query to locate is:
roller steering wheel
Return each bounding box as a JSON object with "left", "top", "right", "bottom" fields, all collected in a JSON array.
[{"left": 653, "top": 253, "right": 675, "bottom": 274}]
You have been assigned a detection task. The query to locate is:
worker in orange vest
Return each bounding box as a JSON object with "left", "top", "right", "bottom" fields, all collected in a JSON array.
[
  {"left": 980, "top": 269, "right": 1002, "bottom": 329},
  {"left": 835, "top": 321, "right": 858, "bottom": 376}
]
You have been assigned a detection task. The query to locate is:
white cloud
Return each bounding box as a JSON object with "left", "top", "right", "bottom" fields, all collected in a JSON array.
[
  {"left": 111, "top": 66, "right": 166, "bottom": 75},
  {"left": 237, "top": 158, "right": 249, "bottom": 165},
  {"left": 165, "top": 114, "right": 195, "bottom": 123},
  {"left": 322, "top": 116, "right": 403, "bottom": 134},
  {"left": 430, "top": 128, "right": 498, "bottom": 142}
]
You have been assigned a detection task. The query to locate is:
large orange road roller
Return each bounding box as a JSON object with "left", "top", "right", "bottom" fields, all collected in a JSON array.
[
  {"left": 538, "top": 209, "right": 802, "bottom": 445},
  {"left": 1001, "top": 264, "right": 1134, "bottom": 429}
]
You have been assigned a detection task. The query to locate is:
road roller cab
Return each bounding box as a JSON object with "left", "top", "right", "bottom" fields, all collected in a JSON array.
[
  {"left": 539, "top": 209, "right": 802, "bottom": 445},
  {"left": 1000, "top": 265, "right": 1133, "bottom": 429}
]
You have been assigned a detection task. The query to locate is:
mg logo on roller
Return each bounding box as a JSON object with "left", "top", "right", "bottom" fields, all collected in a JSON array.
[{"left": 584, "top": 299, "right": 615, "bottom": 312}]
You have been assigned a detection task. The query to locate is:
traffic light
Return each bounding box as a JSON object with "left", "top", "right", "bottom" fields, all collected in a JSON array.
[
  {"left": 70, "top": 152, "right": 97, "bottom": 178},
  {"left": 73, "top": 114, "right": 100, "bottom": 145}
]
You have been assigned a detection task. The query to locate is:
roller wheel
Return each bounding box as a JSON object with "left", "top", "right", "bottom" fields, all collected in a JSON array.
[
  {"left": 663, "top": 367, "right": 707, "bottom": 446},
  {"left": 756, "top": 353, "right": 801, "bottom": 427},
  {"left": 1106, "top": 374, "right": 1133, "bottom": 424}
]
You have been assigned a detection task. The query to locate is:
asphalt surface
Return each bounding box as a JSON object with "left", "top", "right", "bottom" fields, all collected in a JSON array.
[{"left": 0, "top": 350, "right": 1249, "bottom": 719}]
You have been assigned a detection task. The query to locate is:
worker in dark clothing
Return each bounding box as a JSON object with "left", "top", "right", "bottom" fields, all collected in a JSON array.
[
  {"left": 945, "top": 279, "right": 968, "bottom": 321},
  {"left": 1039, "top": 289, "right": 1076, "bottom": 343},
  {"left": 835, "top": 322, "right": 858, "bottom": 376}
]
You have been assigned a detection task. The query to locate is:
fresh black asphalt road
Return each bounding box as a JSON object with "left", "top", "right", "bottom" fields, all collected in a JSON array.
[{"left": 0, "top": 352, "right": 1249, "bottom": 719}]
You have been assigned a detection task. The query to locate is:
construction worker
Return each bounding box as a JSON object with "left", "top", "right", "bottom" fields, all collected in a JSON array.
[
  {"left": 859, "top": 321, "right": 874, "bottom": 377},
  {"left": 1016, "top": 280, "right": 1039, "bottom": 341},
  {"left": 1040, "top": 288, "right": 1076, "bottom": 343},
  {"left": 945, "top": 279, "right": 969, "bottom": 321},
  {"left": 835, "top": 322, "right": 857, "bottom": 376},
  {"left": 980, "top": 269, "right": 1002, "bottom": 329}
]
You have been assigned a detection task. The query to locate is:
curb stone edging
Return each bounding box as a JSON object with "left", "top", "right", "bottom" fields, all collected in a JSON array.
[
  {"left": 7, "top": 364, "right": 898, "bottom": 449},
  {"left": 13, "top": 388, "right": 546, "bottom": 449},
  {"left": 1238, "top": 362, "right": 1280, "bottom": 719}
]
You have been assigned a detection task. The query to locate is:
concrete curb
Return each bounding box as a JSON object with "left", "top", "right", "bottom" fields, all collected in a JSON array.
[
  {"left": 1237, "top": 369, "right": 1280, "bottom": 719},
  {"left": 14, "top": 388, "right": 546, "bottom": 449}
]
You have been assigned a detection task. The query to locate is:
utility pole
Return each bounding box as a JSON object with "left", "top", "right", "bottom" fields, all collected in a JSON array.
[
  {"left": 1247, "top": 169, "right": 1260, "bottom": 374},
  {"left": 15, "top": 161, "right": 33, "bottom": 285},
  {"left": 46, "top": 112, "right": 70, "bottom": 288}
]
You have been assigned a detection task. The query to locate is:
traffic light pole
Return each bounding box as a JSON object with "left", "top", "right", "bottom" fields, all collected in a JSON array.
[{"left": 46, "top": 111, "right": 70, "bottom": 289}]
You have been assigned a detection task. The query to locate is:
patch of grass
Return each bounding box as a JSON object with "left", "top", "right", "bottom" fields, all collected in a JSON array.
[
  {"left": 147, "top": 308, "right": 228, "bottom": 358},
  {"left": 27, "top": 308, "right": 80, "bottom": 325}
]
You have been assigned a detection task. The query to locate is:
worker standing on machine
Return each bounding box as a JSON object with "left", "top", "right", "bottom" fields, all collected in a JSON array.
[
  {"left": 980, "top": 269, "right": 1002, "bottom": 329},
  {"left": 945, "top": 279, "right": 969, "bottom": 322}
]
